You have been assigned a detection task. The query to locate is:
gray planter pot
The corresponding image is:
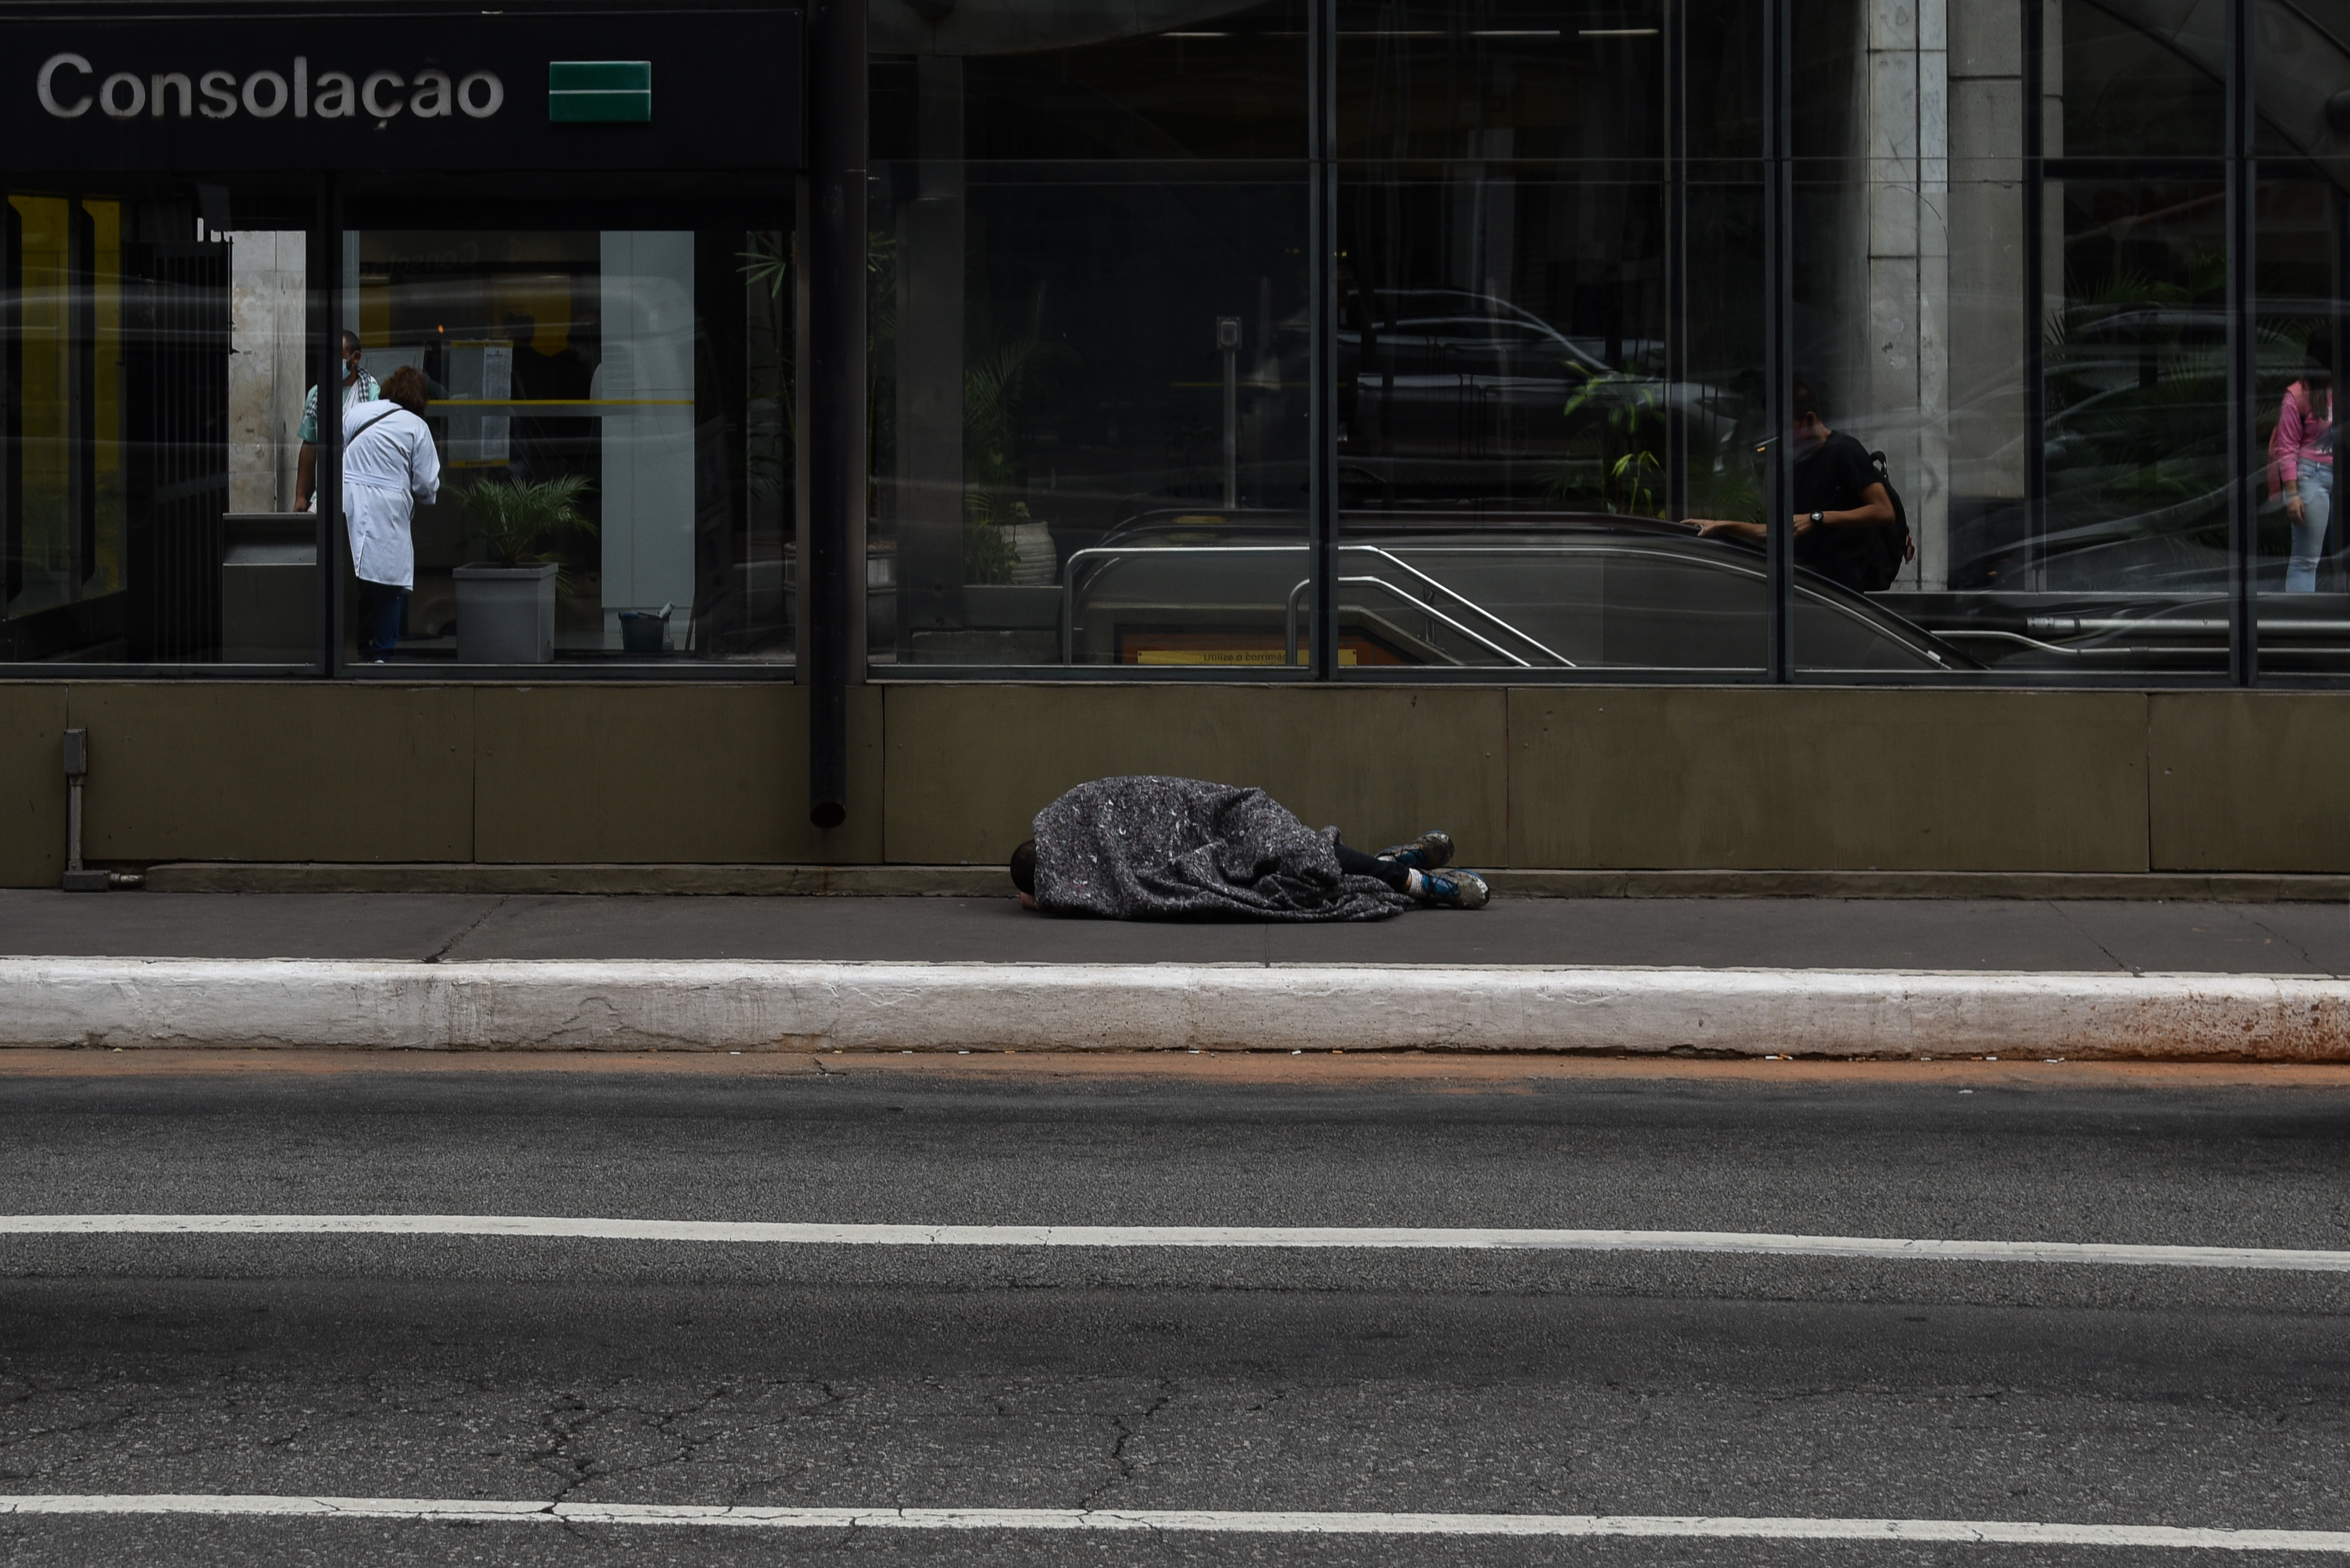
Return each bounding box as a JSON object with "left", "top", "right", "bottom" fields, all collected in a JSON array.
[{"left": 452, "top": 563, "right": 558, "bottom": 664}]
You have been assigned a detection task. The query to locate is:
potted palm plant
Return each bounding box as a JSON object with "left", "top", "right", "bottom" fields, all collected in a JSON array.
[{"left": 452, "top": 475, "right": 596, "bottom": 664}]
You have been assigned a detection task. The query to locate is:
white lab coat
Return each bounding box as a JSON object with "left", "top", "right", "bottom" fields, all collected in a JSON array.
[{"left": 342, "top": 399, "right": 440, "bottom": 590}]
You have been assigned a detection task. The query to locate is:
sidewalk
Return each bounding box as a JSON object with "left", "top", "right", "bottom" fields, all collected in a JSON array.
[
  {"left": 3, "top": 891, "right": 2346, "bottom": 1061},
  {"left": 3, "top": 890, "right": 2345, "bottom": 973}
]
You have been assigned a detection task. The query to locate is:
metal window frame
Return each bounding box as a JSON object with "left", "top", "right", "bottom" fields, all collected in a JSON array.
[
  {"left": 2225, "top": 0, "right": 2258, "bottom": 685},
  {"left": 1308, "top": 0, "right": 1338, "bottom": 680},
  {"left": 1763, "top": 0, "right": 1793, "bottom": 682}
]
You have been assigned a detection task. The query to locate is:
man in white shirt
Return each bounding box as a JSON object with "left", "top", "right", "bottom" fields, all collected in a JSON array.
[
  {"left": 295, "top": 331, "right": 382, "bottom": 512},
  {"left": 342, "top": 365, "right": 440, "bottom": 660}
]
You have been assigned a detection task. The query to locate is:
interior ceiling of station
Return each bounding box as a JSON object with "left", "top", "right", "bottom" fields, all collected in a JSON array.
[
  {"left": 2094, "top": 0, "right": 2350, "bottom": 163},
  {"left": 872, "top": 0, "right": 1272, "bottom": 56},
  {"left": 875, "top": 0, "right": 2350, "bottom": 171}
]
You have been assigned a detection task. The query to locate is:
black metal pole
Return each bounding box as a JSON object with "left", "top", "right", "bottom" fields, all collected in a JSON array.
[
  {"left": 2334, "top": 181, "right": 2348, "bottom": 592},
  {"left": 2022, "top": 0, "right": 2046, "bottom": 595},
  {"left": 1308, "top": 0, "right": 1338, "bottom": 677},
  {"left": 1762, "top": 0, "right": 1792, "bottom": 680},
  {"left": 806, "top": 0, "right": 867, "bottom": 827},
  {"left": 2225, "top": 0, "right": 2257, "bottom": 685},
  {"left": 319, "top": 180, "right": 346, "bottom": 673}
]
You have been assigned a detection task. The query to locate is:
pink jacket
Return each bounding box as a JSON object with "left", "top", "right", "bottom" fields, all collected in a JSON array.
[{"left": 2271, "top": 380, "right": 2333, "bottom": 497}]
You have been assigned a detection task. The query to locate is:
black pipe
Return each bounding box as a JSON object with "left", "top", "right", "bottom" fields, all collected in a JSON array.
[{"left": 805, "top": 0, "right": 867, "bottom": 828}]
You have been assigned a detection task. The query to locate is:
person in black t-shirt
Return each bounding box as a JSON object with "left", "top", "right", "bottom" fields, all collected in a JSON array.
[{"left": 1689, "top": 380, "right": 1898, "bottom": 593}]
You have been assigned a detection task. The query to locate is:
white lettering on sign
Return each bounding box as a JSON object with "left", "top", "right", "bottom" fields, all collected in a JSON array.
[
  {"left": 36, "top": 53, "right": 91, "bottom": 116},
  {"left": 98, "top": 71, "right": 144, "bottom": 119},
  {"left": 35, "top": 51, "right": 505, "bottom": 123},
  {"left": 458, "top": 70, "right": 502, "bottom": 117},
  {"left": 410, "top": 68, "right": 451, "bottom": 117},
  {"left": 359, "top": 69, "right": 402, "bottom": 119},
  {"left": 312, "top": 70, "right": 354, "bottom": 118}
]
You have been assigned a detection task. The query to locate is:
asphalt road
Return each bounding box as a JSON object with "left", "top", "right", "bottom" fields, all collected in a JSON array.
[{"left": 2, "top": 1058, "right": 2347, "bottom": 1565}]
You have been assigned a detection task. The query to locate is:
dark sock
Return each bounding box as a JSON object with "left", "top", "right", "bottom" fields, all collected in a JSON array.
[{"left": 1334, "top": 841, "right": 1412, "bottom": 892}]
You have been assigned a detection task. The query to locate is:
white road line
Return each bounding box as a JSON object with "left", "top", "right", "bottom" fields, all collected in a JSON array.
[
  {"left": 2, "top": 1215, "right": 2347, "bottom": 1271},
  {"left": 0, "top": 1495, "right": 2345, "bottom": 1549}
]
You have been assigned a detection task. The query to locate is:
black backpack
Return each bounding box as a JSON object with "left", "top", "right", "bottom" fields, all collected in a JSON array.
[{"left": 1860, "top": 450, "right": 1912, "bottom": 592}]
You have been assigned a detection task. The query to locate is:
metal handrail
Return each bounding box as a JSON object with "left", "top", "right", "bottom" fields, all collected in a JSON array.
[
  {"left": 1060, "top": 543, "right": 1306, "bottom": 664},
  {"left": 1342, "top": 544, "right": 1573, "bottom": 665}
]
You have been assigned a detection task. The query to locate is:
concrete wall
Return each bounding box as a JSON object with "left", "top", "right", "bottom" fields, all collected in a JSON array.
[
  {"left": 1, "top": 680, "right": 2343, "bottom": 880},
  {"left": 225, "top": 230, "right": 306, "bottom": 516}
]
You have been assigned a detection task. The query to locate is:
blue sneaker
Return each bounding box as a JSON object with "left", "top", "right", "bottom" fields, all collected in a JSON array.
[
  {"left": 1412, "top": 868, "right": 1488, "bottom": 910},
  {"left": 1378, "top": 830, "right": 1454, "bottom": 873}
]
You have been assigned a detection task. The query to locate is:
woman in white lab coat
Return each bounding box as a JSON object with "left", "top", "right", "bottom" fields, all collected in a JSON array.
[{"left": 342, "top": 365, "right": 440, "bottom": 661}]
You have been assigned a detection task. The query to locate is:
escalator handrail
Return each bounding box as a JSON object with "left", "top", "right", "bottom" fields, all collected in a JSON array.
[{"left": 1340, "top": 543, "right": 1575, "bottom": 666}]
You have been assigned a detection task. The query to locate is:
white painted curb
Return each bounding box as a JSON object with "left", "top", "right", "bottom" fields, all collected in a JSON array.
[{"left": 2, "top": 959, "right": 2346, "bottom": 1060}]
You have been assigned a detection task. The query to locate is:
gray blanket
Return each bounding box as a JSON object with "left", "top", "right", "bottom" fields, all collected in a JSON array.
[{"left": 1032, "top": 775, "right": 1413, "bottom": 922}]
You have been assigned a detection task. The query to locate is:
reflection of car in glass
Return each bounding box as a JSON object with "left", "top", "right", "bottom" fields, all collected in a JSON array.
[
  {"left": 1062, "top": 511, "right": 1977, "bottom": 672},
  {"left": 1273, "top": 289, "right": 1741, "bottom": 507}
]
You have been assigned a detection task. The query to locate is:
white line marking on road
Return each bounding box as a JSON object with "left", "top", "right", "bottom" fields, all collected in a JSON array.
[
  {"left": 2, "top": 1215, "right": 2347, "bottom": 1272},
  {"left": 1, "top": 1495, "right": 2346, "bottom": 1550}
]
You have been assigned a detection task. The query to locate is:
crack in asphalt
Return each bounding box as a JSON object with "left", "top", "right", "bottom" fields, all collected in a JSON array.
[{"left": 1079, "top": 1379, "right": 1176, "bottom": 1511}]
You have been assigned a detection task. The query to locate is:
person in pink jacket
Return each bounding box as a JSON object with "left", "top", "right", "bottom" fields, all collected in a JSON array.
[{"left": 2272, "top": 352, "right": 2334, "bottom": 592}]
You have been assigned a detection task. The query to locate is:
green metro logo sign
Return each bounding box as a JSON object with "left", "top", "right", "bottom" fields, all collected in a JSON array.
[{"left": 548, "top": 60, "right": 649, "bottom": 123}]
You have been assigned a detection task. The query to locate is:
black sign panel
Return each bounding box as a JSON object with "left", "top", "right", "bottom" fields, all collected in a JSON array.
[{"left": 2, "top": 7, "right": 802, "bottom": 173}]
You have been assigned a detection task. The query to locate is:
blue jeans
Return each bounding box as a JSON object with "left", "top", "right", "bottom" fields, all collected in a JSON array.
[
  {"left": 2287, "top": 465, "right": 2333, "bottom": 592},
  {"left": 356, "top": 579, "right": 407, "bottom": 660}
]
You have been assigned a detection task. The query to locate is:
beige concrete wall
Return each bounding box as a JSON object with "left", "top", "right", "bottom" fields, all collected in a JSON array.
[
  {"left": 67, "top": 683, "right": 474, "bottom": 864},
  {"left": 7, "top": 677, "right": 2350, "bottom": 883},
  {"left": 0, "top": 686, "right": 69, "bottom": 886},
  {"left": 1507, "top": 688, "right": 2150, "bottom": 871},
  {"left": 476, "top": 684, "right": 882, "bottom": 864},
  {"left": 2150, "top": 693, "right": 2350, "bottom": 872},
  {"left": 881, "top": 684, "right": 1508, "bottom": 867}
]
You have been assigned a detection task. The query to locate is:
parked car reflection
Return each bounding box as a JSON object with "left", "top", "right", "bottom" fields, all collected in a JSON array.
[{"left": 1271, "top": 288, "right": 1741, "bottom": 510}]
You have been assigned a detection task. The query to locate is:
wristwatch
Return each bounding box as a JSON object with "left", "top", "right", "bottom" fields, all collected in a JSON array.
[{"left": 1808, "top": 511, "right": 1823, "bottom": 528}]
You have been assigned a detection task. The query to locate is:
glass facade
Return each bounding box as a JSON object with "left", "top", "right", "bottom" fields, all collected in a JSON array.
[
  {"left": 340, "top": 223, "right": 792, "bottom": 663},
  {"left": 3, "top": 180, "right": 317, "bottom": 662},
  {"left": 5, "top": 0, "right": 2349, "bottom": 681},
  {"left": 857, "top": 0, "right": 2350, "bottom": 681},
  {"left": 1, "top": 173, "right": 792, "bottom": 668}
]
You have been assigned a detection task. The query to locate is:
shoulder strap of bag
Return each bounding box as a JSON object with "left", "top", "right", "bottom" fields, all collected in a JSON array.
[{"left": 345, "top": 406, "right": 403, "bottom": 445}]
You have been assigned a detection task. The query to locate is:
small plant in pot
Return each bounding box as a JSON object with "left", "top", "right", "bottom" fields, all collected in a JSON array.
[{"left": 450, "top": 475, "right": 596, "bottom": 664}]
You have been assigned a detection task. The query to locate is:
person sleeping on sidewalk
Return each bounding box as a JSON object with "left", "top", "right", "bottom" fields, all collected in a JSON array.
[{"left": 1007, "top": 775, "right": 1488, "bottom": 921}]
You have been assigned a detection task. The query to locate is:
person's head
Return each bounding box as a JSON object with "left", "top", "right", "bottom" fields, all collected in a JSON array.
[
  {"left": 381, "top": 364, "right": 430, "bottom": 417},
  {"left": 502, "top": 312, "right": 537, "bottom": 349},
  {"left": 2304, "top": 350, "right": 2333, "bottom": 389},
  {"left": 339, "top": 329, "right": 364, "bottom": 374},
  {"left": 1791, "top": 378, "right": 1829, "bottom": 449},
  {"left": 1009, "top": 840, "right": 1037, "bottom": 898}
]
